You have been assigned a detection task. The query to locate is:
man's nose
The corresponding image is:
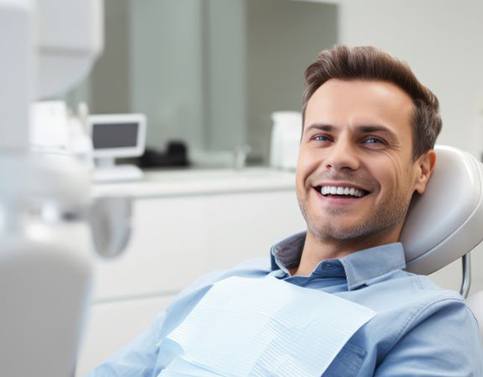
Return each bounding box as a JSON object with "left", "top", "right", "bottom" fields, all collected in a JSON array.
[{"left": 324, "top": 138, "right": 360, "bottom": 171}]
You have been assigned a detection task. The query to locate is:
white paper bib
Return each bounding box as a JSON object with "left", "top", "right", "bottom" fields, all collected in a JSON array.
[{"left": 159, "top": 275, "right": 375, "bottom": 376}]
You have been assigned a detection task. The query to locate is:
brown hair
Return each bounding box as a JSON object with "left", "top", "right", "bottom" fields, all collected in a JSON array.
[{"left": 303, "top": 45, "right": 442, "bottom": 159}]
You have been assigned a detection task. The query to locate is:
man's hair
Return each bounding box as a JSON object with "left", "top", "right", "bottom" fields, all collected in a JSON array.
[{"left": 303, "top": 45, "right": 442, "bottom": 159}]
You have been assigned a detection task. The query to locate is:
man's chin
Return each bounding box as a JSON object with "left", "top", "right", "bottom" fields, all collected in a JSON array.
[{"left": 310, "top": 222, "right": 372, "bottom": 242}]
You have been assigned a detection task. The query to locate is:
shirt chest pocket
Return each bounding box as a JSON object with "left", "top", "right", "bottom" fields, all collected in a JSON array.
[{"left": 322, "top": 341, "right": 367, "bottom": 377}]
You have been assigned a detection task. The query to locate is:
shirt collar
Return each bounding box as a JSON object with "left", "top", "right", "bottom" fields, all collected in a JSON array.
[{"left": 270, "top": 232, "right": 407, "bottom": 290}]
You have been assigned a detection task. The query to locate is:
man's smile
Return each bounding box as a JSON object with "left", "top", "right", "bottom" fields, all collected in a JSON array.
[
  {"left": 311, "top": 182, "right": 372, "bottom": 206},
  {"left": 317, "top": 184, "right": 369, "bottom": 197}
]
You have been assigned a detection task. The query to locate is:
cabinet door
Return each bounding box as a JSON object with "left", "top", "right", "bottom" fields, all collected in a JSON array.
[{"left": 92, "top": 190, "right": 304, "bottom": 300}]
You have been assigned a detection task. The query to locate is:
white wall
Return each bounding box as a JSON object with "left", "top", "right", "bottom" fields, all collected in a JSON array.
[
  {"left": 336, "top": 0, "right": 483, "bottom": 158},
  {"left": 325, "top": 0, "right": 483, "bottom": 294}
]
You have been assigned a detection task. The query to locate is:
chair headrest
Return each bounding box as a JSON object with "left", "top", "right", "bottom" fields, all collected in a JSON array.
[{"left": 402, "top": 145, "right": 483, "bottom": 275}]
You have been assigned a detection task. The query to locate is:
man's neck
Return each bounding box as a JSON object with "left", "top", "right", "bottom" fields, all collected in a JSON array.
[{"left": 292, "top": 229, "right": 400, "bottom": 276}]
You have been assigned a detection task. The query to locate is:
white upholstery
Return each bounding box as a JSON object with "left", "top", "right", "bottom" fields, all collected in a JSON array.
[
  {"left": 401, "top": 145, "right": 483, "bottom": 275},
  {"left": 400, "top": 145, "right": 483, "bottom": 337}
]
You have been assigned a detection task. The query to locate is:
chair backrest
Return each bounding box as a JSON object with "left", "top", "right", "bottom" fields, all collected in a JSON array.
[
  {"left": 401, "top": 145, "right": 483, "bottom": 275},
  {"left": 400, "top": 145, "right": 483, "bottom": 337}
]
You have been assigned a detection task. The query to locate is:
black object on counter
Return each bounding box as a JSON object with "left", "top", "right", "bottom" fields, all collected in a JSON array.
[{"left": 136, "top": 141, "right": 190, "bottom": 168}]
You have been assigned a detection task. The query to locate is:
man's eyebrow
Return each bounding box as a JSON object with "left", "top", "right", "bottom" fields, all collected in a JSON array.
[
  {"left": 304, "top": 123, "right": 335, "bottom": 132},
  {"left": 356, "top": 124, "right": 398, "bottom": 140},
  {"left": 304, "top": 123, "right": 397, "bottom": 135}
]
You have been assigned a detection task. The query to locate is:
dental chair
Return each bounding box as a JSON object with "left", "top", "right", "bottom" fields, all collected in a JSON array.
[{"left": 401, "top": 145, "right": 483, "bottom": 338}]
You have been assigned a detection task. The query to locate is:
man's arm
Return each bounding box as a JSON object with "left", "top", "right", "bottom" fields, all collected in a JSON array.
[
  {"left": 375, "top": 299, "right": 483, "bottom": 376},
  {"left": 86, "top": 311, "right": 167, "bottom": 377},
  {"left": 86, "top": 259, "right": 270, "bottom": 376},
  {"left": 85, "top": 267, "right": 239, "bottom": 377}
]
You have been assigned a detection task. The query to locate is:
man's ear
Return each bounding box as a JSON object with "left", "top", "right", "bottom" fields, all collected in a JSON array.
[{"left": 414, "top": 149, "right": 437, "bottom": 194}]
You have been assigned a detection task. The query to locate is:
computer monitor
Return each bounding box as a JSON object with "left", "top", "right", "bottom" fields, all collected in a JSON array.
[
  {"left": 88, "top": 113, "right": 146, "bottom": 182},
  {"left": 90, "top": 113, "right": 146, "bottom": 159}
]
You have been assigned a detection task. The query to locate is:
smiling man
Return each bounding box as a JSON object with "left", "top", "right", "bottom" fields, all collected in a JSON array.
[
  {"left": 295, "top": 73, "right": 435, "bottom": 274},
  {"left": 89, "top": 46, "right": 483, "bottom": 377}
]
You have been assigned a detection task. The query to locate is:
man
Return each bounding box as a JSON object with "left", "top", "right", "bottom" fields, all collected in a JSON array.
[{"left": 89, "top": 46, "right": 483, "bottom": 376}]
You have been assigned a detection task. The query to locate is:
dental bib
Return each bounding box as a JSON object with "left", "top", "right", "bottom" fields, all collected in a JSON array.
[{"left": 159, "top": 276, "right": 375, "bottom": 377}]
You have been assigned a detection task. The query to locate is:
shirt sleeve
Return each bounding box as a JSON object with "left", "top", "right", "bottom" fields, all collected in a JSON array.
[
  {"left": 374, "top": 298, "right": 483, "bottom": 377},
  {"left": 84, "top": 269, "right": 230, "bottom": 377},
  {"left": 85, "top": 311, "right": 167, "bottom": 377}
]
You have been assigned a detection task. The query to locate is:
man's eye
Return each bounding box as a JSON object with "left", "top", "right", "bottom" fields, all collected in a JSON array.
[
  {"left": 362, "top": 136, "right": 385, "bottom": 145},
  {"left": 311, "top": 134, "right": 331, "bottom": 142}
]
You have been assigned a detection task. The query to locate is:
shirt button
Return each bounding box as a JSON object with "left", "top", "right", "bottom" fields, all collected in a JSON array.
[{"left": 269, "top": 270, "right": 284, "bottom": 278}]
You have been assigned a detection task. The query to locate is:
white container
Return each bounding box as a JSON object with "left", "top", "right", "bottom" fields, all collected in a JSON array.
[{"left": 269, "top": 111, "right": 302, "bottom": 170}]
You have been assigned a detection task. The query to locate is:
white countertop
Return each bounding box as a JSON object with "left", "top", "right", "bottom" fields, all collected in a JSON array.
[{"left": 93, "top": 167, "right": 296, "bottom": 198}]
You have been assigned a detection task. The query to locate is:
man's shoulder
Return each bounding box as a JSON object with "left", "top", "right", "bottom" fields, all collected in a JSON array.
[
  {"left": 198, "top": 257, "right": 270, "bottom": 286},
  {"left": 355, "top": 270, "right": 482, "bottom": 372},
  {"left": 397, "top": 271, "right": 464, "bottom": 303},
  {"left": 370, "top": 270, "right": 479, "bottom": 345},
  {"left": 400, "top": 273, "right": 475, "bottom": 327},
  {"left": 173, "top": 258, "right": 271, "bottom": 302},
  {"left": 358, "top": 269, "right": 466, "bottom": 315},
  {"left": 157, "top": 258, "right": 272, "bottom": 338}
]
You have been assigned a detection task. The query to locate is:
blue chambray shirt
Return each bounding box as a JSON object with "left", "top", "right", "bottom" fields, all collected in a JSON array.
[{"left": 88, "top": 232, "right": 483, "bottom": 377}]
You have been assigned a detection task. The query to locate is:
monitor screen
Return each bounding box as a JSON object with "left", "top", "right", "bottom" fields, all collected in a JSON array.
[{"left": 92, "top": 122, "right": 138, "bottom": 149}]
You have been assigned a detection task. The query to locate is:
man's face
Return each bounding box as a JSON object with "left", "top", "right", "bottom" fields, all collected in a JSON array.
[{"left": 296, "top": 79, "right": 433, "bottom": 245}]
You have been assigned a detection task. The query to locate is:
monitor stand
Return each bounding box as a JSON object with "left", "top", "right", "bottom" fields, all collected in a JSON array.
[{"left": 93, "top": 157, "right": 143, "bottom": 183}]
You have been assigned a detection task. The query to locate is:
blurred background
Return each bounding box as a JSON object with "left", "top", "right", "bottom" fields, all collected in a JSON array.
[
  {"left": 65, "top": 0, "right": 483, "bottom": 164},
  {"left": 65, "top": 0, "right": 336, "bottom": 165}
]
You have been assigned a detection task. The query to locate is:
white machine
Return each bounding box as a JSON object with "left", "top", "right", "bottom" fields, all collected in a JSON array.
[
  {"left": 89, "top": 113, "right": 146, "bottom": 182},
  {"left": 30, "top": 101, "right": 94, "bottom": 166},
  {"left": 0, "top": 1, "right": 115, "bottom": 376}
]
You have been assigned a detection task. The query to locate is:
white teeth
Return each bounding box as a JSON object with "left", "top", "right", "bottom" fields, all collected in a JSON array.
[{"left": 320, "top": 185, "right": 365, "bottom": 198}]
